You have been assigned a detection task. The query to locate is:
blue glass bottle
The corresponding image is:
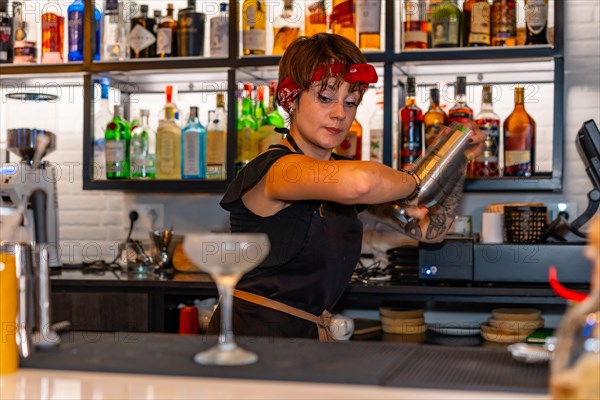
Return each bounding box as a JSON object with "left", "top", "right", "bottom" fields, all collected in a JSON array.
[
  {"left": 67, "top": 0, "right": 84, "bottom": 61},
  {"left": 181, "top": 106, "right": 207, "bottom": 179},
  {"left": 94, "top": 2, "right": 101, "bottom": 60}
]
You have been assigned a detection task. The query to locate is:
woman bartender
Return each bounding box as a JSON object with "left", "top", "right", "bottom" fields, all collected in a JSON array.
[{"left": 210, "top": 33, "right": 486, "bottom": 340}]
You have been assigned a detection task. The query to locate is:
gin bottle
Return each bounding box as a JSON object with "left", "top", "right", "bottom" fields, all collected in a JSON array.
[
  {"left": 105, "top": 105, "right": 131, "bottom": 179},
  {"left": 130, "top": 109, "right": 156, "bottom": 179},
  {"left": 181, "top": 106, "right": 207, "bottom": 179}
]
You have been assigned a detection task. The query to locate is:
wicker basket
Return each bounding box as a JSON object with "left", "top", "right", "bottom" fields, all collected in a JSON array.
[
  {"left": 504, "top": 206, "right": 549, "bottom": 244},
  {"left": 485, "top": 202, "right": 546, "bottom": 214}
]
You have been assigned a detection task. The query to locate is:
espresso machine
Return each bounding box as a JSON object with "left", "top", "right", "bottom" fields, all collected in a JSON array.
[{"left": 0, "top": 128, "right": 61, "bottom": 268}]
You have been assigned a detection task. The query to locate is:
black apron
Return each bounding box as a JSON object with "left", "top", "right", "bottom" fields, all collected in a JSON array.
[{"left": 211, "top": 143, "right": 363, "bottom": 339}]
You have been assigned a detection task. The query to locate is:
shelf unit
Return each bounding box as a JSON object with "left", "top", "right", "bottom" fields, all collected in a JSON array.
[{"left": 0, "top": 0, "right": 564, "bottom": 193}]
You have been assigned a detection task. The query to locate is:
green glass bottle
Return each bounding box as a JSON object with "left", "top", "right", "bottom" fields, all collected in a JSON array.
[
  {"left": 105, "top": 105, "right": 131, "bottom": 179},
  {"left": 258, "top": 82, "right": 285, "bottom": 153},
  {"left": 236, "top": 83, "right": 259, "bottom": 174},
  {"left": 431, "top": 0, "right": 461, "bottom": 48}
]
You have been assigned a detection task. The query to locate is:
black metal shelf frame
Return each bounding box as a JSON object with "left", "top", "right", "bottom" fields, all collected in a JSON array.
[{"left": 0, "top": 0, "right": 565, "bottom": 193}]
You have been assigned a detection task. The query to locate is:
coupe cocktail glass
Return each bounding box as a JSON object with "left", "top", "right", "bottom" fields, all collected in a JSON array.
[{"left": 183, "top": 233, "right": 270, "bottom": 366}]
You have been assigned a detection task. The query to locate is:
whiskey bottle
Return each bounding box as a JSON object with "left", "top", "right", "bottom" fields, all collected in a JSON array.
[
  {"left": 431, "top": 0, "right": 461, "bottom": 48},
  {"left": 448, "top": 76, "right": 473, "bottom": 124},
  {"left": 464, "top": 0, "right": 491, "bottom": 47},
  {"left": 129, "top": 4, "right": 156, "bottom": 58},
  {"left": 357, "top": 0, "right": 381, "bottom": 51},
  {"left": 105, "top": 105, "right": 131, "bottom": 179},
  {"left": 424, "top": 87, "right": 448, "bottom": 148},
  {"left": 206, "top": 93, "right": 227, "bottom": 180},
  {"left": 181, "top": 106, "right": 207, "bottom": 179},
  {"left": 503, "top": 86, "right": 535, "bottom": 177},
  {"left": 236, "top": 83, "right": 259, "bottom": 173},
  {"left": 305, "top": 0, "right": 327, "bottom": 38},
  {"left": 41, "top": 1, "right": 64, "bottom": 63},
  {"left": 471, "top": 85, "right": 500, "bottom": 177},
  {"left": 336, "top": 119, "right": 363, "bottom": 160},
  {"left": 0, "top": 0, "right": 13, "bottom": 63},
  {"left": 491, "top": 0, "right": 516, "bottom": 46},
  {"left": 210, "top": 3, "right": 228, "bottom": 57},
  {"left": 330, "top": 0, "right": 356, "bottom": 44},
  {"left": 525, "top": 0, "right": 549, "bottom": 45},
  {"left": 403, "top": 0, "right": 428, "bottom": 50},
  {"left": 178, "top": 0, "right": 205, "bottom": 57},
  {"left": 157, "top": 3, "right": 178, "bottom": 58},
  {"left": 272, "top": 0, "right": 302, "bottom": 55},
  {"left": 398, "top": 76, "right": 423, "bottom": 169},
  {"left": 369, "top": 88, "right": 384, "bottom": 162},
  {"left": 242, "top": 0, "right": 266, "bottom": 55}
]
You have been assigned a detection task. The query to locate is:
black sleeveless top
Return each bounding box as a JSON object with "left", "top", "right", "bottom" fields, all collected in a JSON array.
[{"left": 212, "top": 145, "right": 364, "bottom": 338}]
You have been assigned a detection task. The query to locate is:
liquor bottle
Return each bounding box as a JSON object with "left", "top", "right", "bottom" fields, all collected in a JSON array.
[
  {"left": 491, "top": 0, "right": 516, "bottom": 46},
  {"left": 13, "top": 1, "right": 37, "bottom": 64},
  {"left": 103, "top": 0, "right": 129, "bottom": 60},
  {"left": 398, "top": 77, "right": 423, "bottom": 169},
  {"left": 471, "top": 85, "right": 500, "bottom": 177},
  {"left": 157, "top": 3, "right": 178, "bottom": 58},
  {"left": 426, "top": 0, "right": 443, "bottom": 48},
  {"left": 272, "top": 0, "right": 302, "bottom": 55},
  {"left": 210, "top": 3, "right": 228, "bottom": 57},
  {"left": 424, "top": 87, "right": 448, "bottom": 148},
  {"left": 336, "top": 119, "right": 363, "bottom": 160},
  {"left": 330, "top": 0, "right": 356, "bottom": 44},
  {"left": 448, "top": 76, "right": 473, "bottom": 123},
  {"left": 403, "top": 0, "right": 428, "bottom": 50},
  {"left": 463, "top": 0, "right": 491, "bottom": 47},
  {"left": 368, "top": 88, "right": 384, "bottom": 163},
  {"left": 181, "top": 106, "right": 207, "bottom": 179},
  {"left": 178, "top": 0, "right": 205, "bottom": 57},
  {"left": 525, "top": 0, "right": 549, "bottom": 45},
  {"left": 129, "top": 4, "right": 156, "bottom": 58},
  {"left": 130, "top": 109, "right": 156, "bottom": 179},
  {"left": 357, "top": 0, "right": 381, "bottom": 51},
  {"left": 236, "top": 83, "right": 259, "bottom": 173},
  {"left": 305, "top": 0, "right": 327, "bottom": 38},
  {"left": 93, "top": 1, "right": 101, "bottom": 60},
  {"left": 0, "top": 0, "right": 13, "bottom": 63},
  {"left": 156, "top": 103, "right": 182, "bottom": 180},
  {"left": 67, "top": 0, "right": 84, "bottom": 61},
  {"left": 93, "top": 77, "right": 113, "bottom": 180},
  {"left": 431, "top": 0, "right": 461, "bottom": 48},
  {"left": 242, "top": 0, "right": 266, "bottom": 55},
  {"left": 41, "top": 1, "right": 64, "bottom": 63},
  {"left": 105, "top": 105, "right": 131, "bottom": 179},
  {"left": 503, "top": 86, "right": 535, "bottom": 177},
  {"left": 258, "top": 82, "right": 285, "bottom": 153},
  {"left": 206, "top": 93, "right": 227, "bottom": 180}
]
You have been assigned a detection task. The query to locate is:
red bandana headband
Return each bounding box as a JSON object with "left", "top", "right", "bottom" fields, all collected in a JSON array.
[{"left": 277, "top": 62, "right": 379, "bottom": 114}]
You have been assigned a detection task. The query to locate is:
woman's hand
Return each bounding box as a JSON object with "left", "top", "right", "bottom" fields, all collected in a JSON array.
[{"left": 461, "top": 120, "right": 486, "bottom": 161}]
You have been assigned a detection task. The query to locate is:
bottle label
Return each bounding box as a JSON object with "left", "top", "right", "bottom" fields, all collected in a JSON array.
[
  {"left": 129, "top": 24, "right": 156, "bottom": 53},
  {"left": 207, "top": 129, "right": 226, "bottom": 165},
  {"left": 42, "top": 16, "right": 62, "bottom": 52},
  {"left": 369, "top": 128, "right": 383, "bottom": 163},
  {"left": 525, "top": 0, "right": 547, "bottom": 34},
  {"left": 156, "top": 27, "right": 172, "bottom": 55},
  {"left": 210, "top": 16, "right": 229, "bottom": 57},
  {"left": 505, "top": 150, "right": 530, "bottom": 167},
  {"left": 476, "top": 122, "right": 499, "bottom": 162},
  {"left": 449, "top": 112, "right": 472, "bottom": 123},
  {"left": 491, "top": 2, "right": 516, "bottom": 36},
  {"left": 469, "top": 2, "right": 491, "bottom": 45},
  {"left": 183, "top": 131, "right": 201, "bottom": 176},
  {"left": 68, "top": 11, "right": 83, "bottom": 52},
  {"left": 243, "top": 29, "right": 266, "bottom": 52},
  {"left": 105, "top": 140, "right": 126, "bottom": 164},
  {"left": 330, "top": 0, "right": 354, "bottom": 26},
  {"left": 432, "top": 19, "right": 460, "bottom": 47},
  {"left": 336, "top": 130, "right": 358, "bottom": 158},
  {"left": 158, "top": 133, "right": 176, "bottom": 173},
  {"left": 403, "top": 23, "right": 427, "bottom": 45},
  {"left": 357, "top": 0, "right": 380, "bottom": 32}
]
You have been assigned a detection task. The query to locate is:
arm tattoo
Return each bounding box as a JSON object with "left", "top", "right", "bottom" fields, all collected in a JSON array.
[{"left": 425, "top": 174, "right": 466, "bottom": 241}]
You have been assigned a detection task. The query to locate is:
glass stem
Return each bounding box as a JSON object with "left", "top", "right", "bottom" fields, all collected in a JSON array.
[{"left": 216, "top": 280, "right": 236, "bottom": 350}]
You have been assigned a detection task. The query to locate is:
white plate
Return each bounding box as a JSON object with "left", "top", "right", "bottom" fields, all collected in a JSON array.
[{"left": 428, "top": 324, "right": 481, "bottom": 336}]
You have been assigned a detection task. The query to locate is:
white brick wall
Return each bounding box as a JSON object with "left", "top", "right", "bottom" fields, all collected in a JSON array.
[{"left": 1, "top": 1, "right": 598, "bottom": 263}]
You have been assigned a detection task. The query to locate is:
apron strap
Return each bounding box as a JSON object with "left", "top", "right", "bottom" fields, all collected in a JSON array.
[{"left": 233, "top": 289, "right": 335, "bottom": 341}]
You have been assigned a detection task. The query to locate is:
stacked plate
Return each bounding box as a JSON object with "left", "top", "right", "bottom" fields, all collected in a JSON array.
[
  {"left": 379, "top": 307, "right": 427, "bottom": 335},
  {"left": 480, "top": 308, "right": 544, "bottom": 343}
]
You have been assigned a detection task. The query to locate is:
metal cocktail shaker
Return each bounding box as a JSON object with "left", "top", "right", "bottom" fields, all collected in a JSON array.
[{"left": 391, "top": 122, "right": 473, "bottom": 223}]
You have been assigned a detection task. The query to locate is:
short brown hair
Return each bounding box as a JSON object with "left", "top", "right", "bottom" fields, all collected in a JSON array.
[{"left": 277, "top": 33, "right": 369, "bottom": 107}]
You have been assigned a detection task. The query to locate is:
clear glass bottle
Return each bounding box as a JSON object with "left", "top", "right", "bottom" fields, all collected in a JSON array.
[
  {"left": 369, "top": 88, "right": 384, "bottom": 163},
  {"left": 272, "top": 0, "right": 302, "bottom": 55},
  {"left": 305, "top": 0, "right": 327, "bottom": 38},
  {"left": 103, "top": 0, "right": 129, "bottom": 60},
  {"left": 330, "top": 0, "right": 356, "bottom": 44},
  {"left": 472, "top": 85, "right": 500, "bottom": 177},
  {"left": 424, "top": 87, "right": 448, "bottom": 148},
  {"left": 156, "top": 105, "right": 182, "bottom": 180},
  {"left": 157, "top": 3, "right": 178, "bottom": 58},
  {"left": 210, "top": 3, "right": 228, "bottom": 57},
  {"left": 403, "top": 0, "right": 428, "bottom": 50},
  {"left": 129, "top": 4, "right": 156, "bottom": 58},
  {"left": 13, "top": 1, "right": 37, "bottom": 64},
  {"left": 67, "top": 0, "right": 84, "bottom": 61},
  {"left": 431, "top": 0, "right": 461, "bottom": 48},
  {"left": 94, "top": 77, "right": 113, "bottom": 180},
  {"left": 503, "top": 86, "right": 535, "bottom": 177},
  {"left": 0, "top": 0, "right": 13, "bottom": 63},
  {"left": 357, "top": 0, "right": 381, "bottom": 51},
  {"left": 181, "top": 106, "right": 207, "bottom": 179},
  {"left": 242, "top": 0, "right": 266, "bottom": 55},
  {"left": 206, "top": 93, "right": 227, "bottom": 180},
  {"left": 105, "top": 105, "right": 131, "bottom": 179},
  {"left": 236, "top": 83, "right": 259, "bottom": 174},
  {"left": 398, "top": 76, "right": 423, "bottom": 169},
  {"left": 41, "top": 1, "right": 64, "bottom": 63},
  {"left": 130, "top": 109, "right": 156, "bottom": 179}
]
